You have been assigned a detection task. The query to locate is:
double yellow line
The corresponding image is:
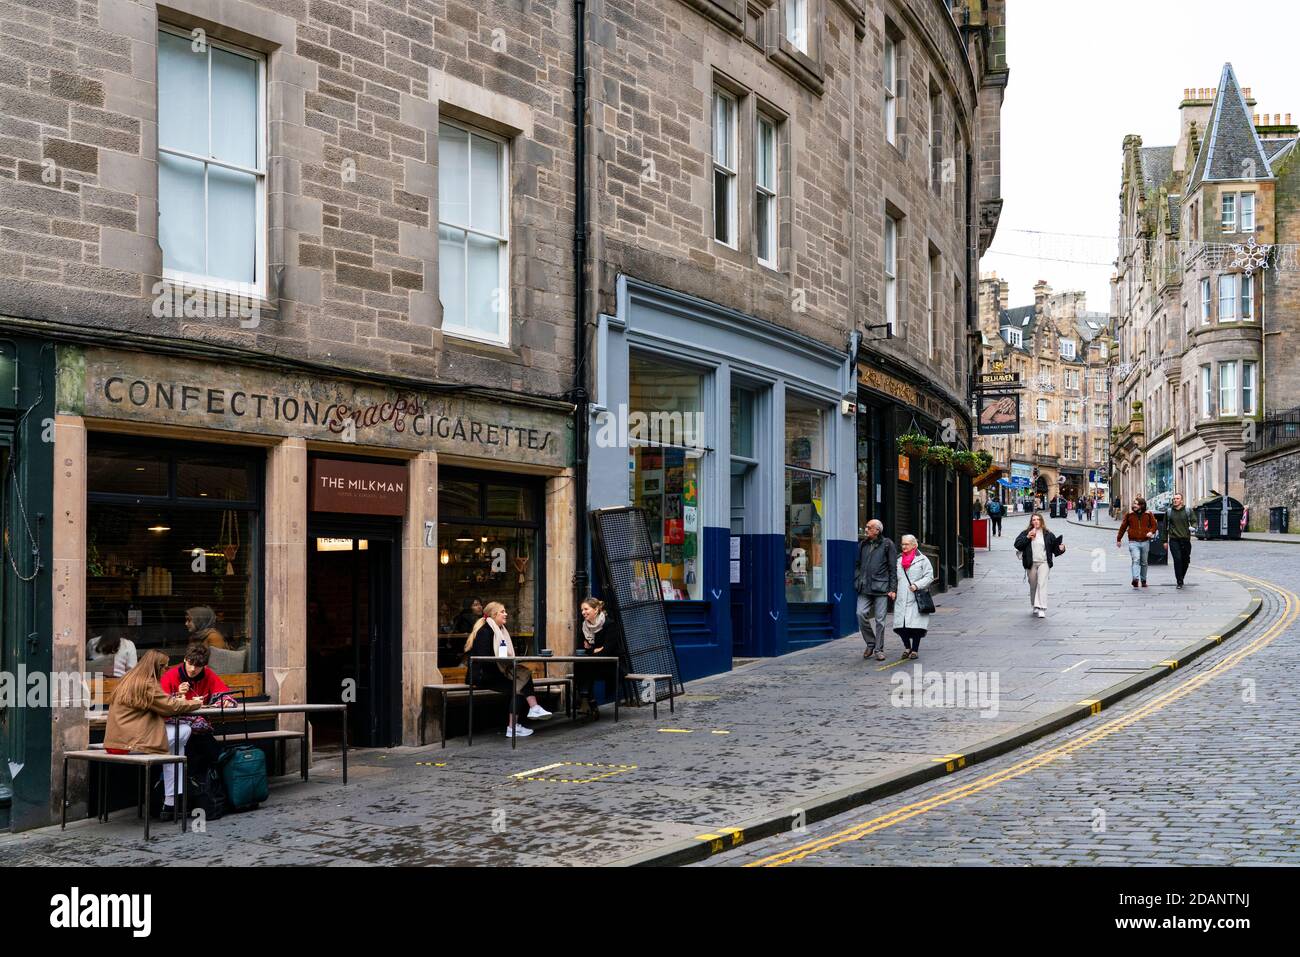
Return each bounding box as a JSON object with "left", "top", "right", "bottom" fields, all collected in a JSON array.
[{"left": 746, "top": 570, "right": 1293, "bottom": 867}]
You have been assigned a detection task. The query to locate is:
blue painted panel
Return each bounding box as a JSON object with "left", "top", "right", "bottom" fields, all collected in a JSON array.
[
  {"left": 786, "top": 602, "right": 834, "bottom": 648},
  {"left": 828, "top": 538, "right": 857, "bottom": 638}
]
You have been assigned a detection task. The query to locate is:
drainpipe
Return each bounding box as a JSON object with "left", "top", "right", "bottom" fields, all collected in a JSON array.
[{"left": 572, "top": 0, "right": 590, "bottom": 613}]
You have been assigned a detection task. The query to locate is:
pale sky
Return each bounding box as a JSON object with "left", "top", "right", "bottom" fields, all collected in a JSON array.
[{"left": 980, "top": 0, "right": 1300, "bottom": 314}]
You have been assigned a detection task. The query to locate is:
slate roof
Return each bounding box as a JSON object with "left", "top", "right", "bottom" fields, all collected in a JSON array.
[
  {"left": 1262, "top": 139, "right": 1294, "bottom": 159},
  {"left": 1074, "top": 311, "right": 1110, "bottom": 343},
  {"left": 1167, "top": 195, "right": 1181, "bottom": 235},
  {"left": 1188, "top": 63, "right": 1274, "bottom": 190},
  {"left": 1140, "top": 146, "right": 1175, "bottom": 194},
  {"left": 997, "top": 305, "right": 1035, "bottom": 350}
]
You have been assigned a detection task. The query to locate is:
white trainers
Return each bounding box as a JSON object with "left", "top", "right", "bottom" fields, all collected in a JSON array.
[
  {"left": 1035, "top": 609, "right": 1046, "bottom": 618},
  {"left": 505, "top": 725, "right": 533, "bottom": 737},
  {"left": 526, "top": 704, "right": 552, "bottom": 720}
]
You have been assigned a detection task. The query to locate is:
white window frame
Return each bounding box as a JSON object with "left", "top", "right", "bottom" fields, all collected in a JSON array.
[
  {"left": 1240, "top": 272, "right": 1254, "bottom": 320},
  {"left": 158, "top": 24, "right": 267, "bottom": 298},
  {"left": 1064, "top": 368, "right": 1079, "bottom": 391},
  {"left": 784, "top": 0, "right": 809, "bottom": 55},
  {"left": 755, "top": 113, "right": 778, "bottom": 269},
  {"left": 1240, "top": 192, "right": 1255, "bottom": 232},
  {"left": 1219, "top": 361, "right": 1238, "bottom": 416},
  {"left": 1200, "top": 278, "right": 1211, "bottom": 324},
  {"left": 1059, "top": 340, "right": 1076, "bottom": 360},
  {"left": 712, "top": 88, "right": 738, "bottom": 248},
  {"left": 1201, "top": 365, "right": 1212, "bottom": 418},
  {"left": 1221, "top": 193, "right": 1236, "bottom": 231},
  {"left": 1218, "top": 274, "right": 1236, "bottom": 322},
  {"left": 1036, "top": 398, "right": 1048, "bottom": 422},
  {"left": 884, "top": 35, "right": 899, "bottom": 146},
  {"left": 1243, "top": 360, "right": 1257, "bottom": 416},
  {"left": 437, "top": 118, "right": 511, "bottom": 346},
  {"left": 884, "top": 214, "right": 899, "bottom": 335},
  {"left": 1004, "top": 327, "right": 1022, "bottom": 348},
  {"left": 926, "top": 252, "right": 939, "bottom": 359}
]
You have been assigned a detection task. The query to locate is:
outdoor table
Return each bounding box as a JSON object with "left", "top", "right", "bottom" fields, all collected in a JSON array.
[
  {"left": 469, "top": 655, "right": 620, "bottom": 749},
  {"left": 88, "top": 702, "right": 350, "bottom": 809}
]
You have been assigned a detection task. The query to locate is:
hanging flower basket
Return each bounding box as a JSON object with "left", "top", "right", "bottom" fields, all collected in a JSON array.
[
  {"left": 954, "top": 450, "right": 981, "bottom": 475},
  {"left": 924, "top": 444, "right": 956, "bottom": 470},
  {"left": 896, "top": 431, "right": 931, "bottom": 458}
]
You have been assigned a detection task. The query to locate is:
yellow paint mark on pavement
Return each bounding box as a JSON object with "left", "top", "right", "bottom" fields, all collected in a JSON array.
[
  {"left": 1077, "top": 699, "right": 1102, "bottom": 715},
  {"left": 658, "top": 728, "right": 693, "bottom": 733}
]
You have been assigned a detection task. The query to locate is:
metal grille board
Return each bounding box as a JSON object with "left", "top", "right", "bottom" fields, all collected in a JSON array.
[{"left": 590, "top": 506, "right": 684, "bottom": 700}]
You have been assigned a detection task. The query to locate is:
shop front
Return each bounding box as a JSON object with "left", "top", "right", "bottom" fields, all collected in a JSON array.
[
  {"left": 856, "top": 360, "right": 971, "bottom": 590},
  {"left": 48, "top": 344, "right": 573, "bottom": 823},
  {"left": 590, "top": 278, "right": 855, "bottom": 680}
]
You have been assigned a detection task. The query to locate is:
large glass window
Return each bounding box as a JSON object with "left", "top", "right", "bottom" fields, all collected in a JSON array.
[
  {"left": 1219, "top": 361, "right": 1238, "bottom": 416},
  {"left": 756, "top": 114, "right": 778, "bottom": 267},
  {"left": 885, "top": 215, "right": 899, "bottom": 335},
  {"left": 629, "top": 355, "right": 705, "bottom": 601},
  {"left": 785, "top": 395, "right": 828, "bottom": 603},
  {"left": 438, "top": 120, "right": 509, "bottom": 343},
  {"left": 158, "top": 27, "right": 265, "bottom": 290},
  {"left": 1218, "top": 274, "right": 1237, "bottom": 321},
  {"left": 1243, "top": 361, "right": 1257, "bottom": 416},
  {"left": 436, "top": 474, "right": 542, "bottom": 667},
  {"left": 86, "top": 438, "right": 262, "bottom": 678}
]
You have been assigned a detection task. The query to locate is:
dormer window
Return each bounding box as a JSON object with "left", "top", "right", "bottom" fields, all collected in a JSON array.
[{"left": 1060, "top": 340, "right": 1076, "bottom": 360}]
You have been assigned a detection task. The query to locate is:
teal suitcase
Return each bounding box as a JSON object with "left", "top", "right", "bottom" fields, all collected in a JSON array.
[{"left": 219, "top": 745, "right": 268, "bottom": 810}]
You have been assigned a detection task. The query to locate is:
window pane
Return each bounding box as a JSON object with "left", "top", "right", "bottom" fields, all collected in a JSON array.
[
  {"left": 88, "top": 447, "right": 169, "bottom": 496},
  {"left": 786, "top": 397, "right": 826, "bottom": 471},
  {"left": 629, "top": 354, "right": 703, "bottom": 446},
  {"left": 176, "top": 458, "right": 253, "bottom": 501},
  {"left": 713, "top": 92, "right": 732, "bottom": 166},
  {"left": 630, "top": 447, "right": 701, "bottom": 600},
  {"left": 437, "top": 522, "right": 538, "bottom": 665},
  {"left": 206, "top": 165, "right": 257, "bottom": 285},
  {"left": 731, "top": 387, "right": 754, "bottom": 458},
  {"left": 785, "top": 469, "right": 825, "bottom": 602},
  {"left": 438, "top": 123, "right": 470, "bottom": 226},
  {"left": 884, "top": 217, "right": 896, "bottom": 270},
  {"left": 158, "top": 151, "right": 206, "bottom": 275},
  {"left": 486, "top": 484, "right": 535, "bottom": 521},
  {"left": 469, "top": 133, "right": 501, "bottom": 234},
  {"left": 756, "top": 192, "right": 771, "bottom": 262},
  {"left": 158, "top": 31, "right": 208, "bottom": 155},
  {"left": 714, "top": 168, "right": 731, "bottom": 243},
  {"left": 757, "top": 119, "right": 775, "bottom": 190},
  {"left": 466, "top": 231, "right": 503, "bottom": 336},
  {"left": 210, "top": 46, "right": 259, "bottom": 168},
  {"left": 438, "top": 480, "right": 480, "bottom": 518},
  {"left": 884, "top": 39, "right": 895, "bottom": 89},
  {"left": 438, "top": 225, "right": 467, "bottom": 329}
]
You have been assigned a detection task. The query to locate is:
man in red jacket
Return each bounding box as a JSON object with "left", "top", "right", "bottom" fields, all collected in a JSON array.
[
  {"left": 155, "top": 642, "right": 237, "bottom": 819},
  {"left": 1116, "top": 497, "right": 1158, "bottom": 589}
]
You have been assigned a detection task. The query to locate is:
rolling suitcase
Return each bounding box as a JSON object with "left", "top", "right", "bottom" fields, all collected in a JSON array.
[{"left": 217, "top": 691, "right": 269, "bottom": 811}]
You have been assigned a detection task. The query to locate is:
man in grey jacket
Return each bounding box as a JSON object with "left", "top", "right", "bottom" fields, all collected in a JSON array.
[{"left": 855, "top": 519, "right": 898, "bottom": 660}]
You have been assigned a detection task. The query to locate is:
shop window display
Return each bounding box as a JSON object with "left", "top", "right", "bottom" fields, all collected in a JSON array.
[
  {"left": 437, "top": 476, "right": 542, "bottom": 667},
  {"left": 785, "top": 396, "right": 828, "bottom": 603},
  {"left": 628, "top": 354, "right": 705, "bottom": 601},
  {"left": 85, "top": 438, "right": 261, "bottom": 677}
]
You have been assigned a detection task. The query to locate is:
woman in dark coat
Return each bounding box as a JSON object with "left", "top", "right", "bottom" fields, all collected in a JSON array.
[
  {"left": 574, "top": 597, "right": 624, "bottom": 720},
  {"left": 465, "top": 601, "right": 551, "bottom": 738}
]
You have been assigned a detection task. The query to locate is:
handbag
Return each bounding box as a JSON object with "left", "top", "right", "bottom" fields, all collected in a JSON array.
[{"left": 901, "top": 559, "right": 936, "bottom": 615}]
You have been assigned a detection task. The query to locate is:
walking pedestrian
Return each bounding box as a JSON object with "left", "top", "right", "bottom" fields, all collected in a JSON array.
[
  {"left": 1085, "top": 497, "right": 1094, "bottom": 522},
  {"left": 1165, "top": 492, "right": 1195, "bottom": 589},
  {"left": 987, "top": 497, "right": 1004, "bottom": 536},
  {"left": 854, "top": 519, "right": 898, "bottom": 661},
  {"left": 1116, "top": 497, "right": 1158, "bottom": 589},
  {"left": 1014, "top": 512, "right": 1066, "bottom": 618},
  {"left": 1074, "top": 498, "right": 1084, "bottom": 521},
  {"left": 972, "top": 497, "right": 982, "bottom": 520},
  {"left": 893, "top": 535, "right": 935, "bottom": 659}
]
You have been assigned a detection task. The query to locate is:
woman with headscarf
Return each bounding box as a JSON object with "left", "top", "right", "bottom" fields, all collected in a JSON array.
[
  {"left": 185, "top": 606, "right": 228, "bottom": 649},
  {"left": 104, "top": 650, "right": 203, "bottom": 821},
  {"left": 465, "top": 602, "right": 551, "bottom": 738}
]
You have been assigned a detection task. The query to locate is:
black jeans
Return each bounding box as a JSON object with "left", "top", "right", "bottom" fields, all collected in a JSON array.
[
  {"left": 895, "top": 627, "right": 926, "bottom": 652},
  {"left": 1168, "top": 537, "right": 1192, "bottom": 584},
  {"left": 990, "top": 515, "right": 1003, "bottom": 536}
]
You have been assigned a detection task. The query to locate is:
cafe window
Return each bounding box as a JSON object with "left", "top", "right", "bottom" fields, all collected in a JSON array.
[
  {"left": 86, "top": 437, "right": 263, "bottom": 678},
  {"left": 437, "top": 472, "right": 543, "bottom": 668},
  {"left": 628, "top": 353, "right": 705, "bottom": 601},
  {"left": 785, "top": 394, "right": 828, "bottom": 603}
]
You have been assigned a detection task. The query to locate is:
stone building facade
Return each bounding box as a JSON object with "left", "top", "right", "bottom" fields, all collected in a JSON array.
[
  {"left": 975, "top": 275, "right": 1111, "bottom": 510},
  {"left": 0, "top": 0, "right": 1005, "bottom": 830},
  {"left": 1110, "top": 64, "right": 1300, "bottom": 522}
]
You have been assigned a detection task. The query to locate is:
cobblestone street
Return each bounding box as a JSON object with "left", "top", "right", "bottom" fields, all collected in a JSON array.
[{"left": 0, "top": 522, "right": 1274, "bottom": 866}]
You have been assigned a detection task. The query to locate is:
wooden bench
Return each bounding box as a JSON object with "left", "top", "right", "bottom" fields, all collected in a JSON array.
[
  {"left": 624, "top": 673, "right": 678, "bottom": 718},
  {"left": 63, "top": 750, "right": 187, "bottom": 841}
]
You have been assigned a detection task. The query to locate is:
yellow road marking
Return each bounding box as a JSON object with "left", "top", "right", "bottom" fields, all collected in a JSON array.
[
  {"left": 710, "top": 730, "right": 731, "bottom": 735},
  {"left": 696, "top": 826, "right": 745, "bottom": 853},
  {"left": 415, "top": 761, "right": 447, "bottom": 767},
  {"left": 1159, "top": 659, "right": 1180, "bottom": 669},
  {"left": 513, "top": 761, "right": 637, "bottom": 784},
  {"left": 513, "top": 762, "right": 566, "bottom": 778},
  {"left": 747, "top": 570, "right": 1291, "bottom": 867},
  {"left": 875, "top": 659, "right": 912, "bottom": 672},
  {"left": 1078, "top": 699, "right": 1102, "bottom": 715},
  {"left": 658, "top": 728, "right": 693, "bottom": 733}
]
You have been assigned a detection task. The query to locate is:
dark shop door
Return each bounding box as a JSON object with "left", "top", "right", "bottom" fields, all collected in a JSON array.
[{"left": 306, "top": 529, "right": 401, "bottom": 748}]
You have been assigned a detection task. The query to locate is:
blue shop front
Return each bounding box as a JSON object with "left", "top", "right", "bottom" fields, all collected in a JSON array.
[{"left": 590, "top": 277, "right": 856, "bottom": 681}]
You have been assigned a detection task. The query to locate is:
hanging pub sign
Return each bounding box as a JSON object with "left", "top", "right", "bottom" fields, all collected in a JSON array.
[
  {"left": 310, "top": 458, "right": 409, "bottom": 516},
  {"left": 977, "top": 371, "right": 1020, "bottom": 388},
  {"left": 977, "top": 391, "right": 1020, "bottom": 436}
]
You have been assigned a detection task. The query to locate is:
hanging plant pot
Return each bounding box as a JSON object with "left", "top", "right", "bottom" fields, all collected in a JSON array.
[
  {"left": 924, "top": 444, "right": 956, "bottom": 470},
  {"left": 954, "top": 450, "right": 981, "bottom": 475},
  {"left": 896, "top": 431, "right": 931, "bottom": 458}
]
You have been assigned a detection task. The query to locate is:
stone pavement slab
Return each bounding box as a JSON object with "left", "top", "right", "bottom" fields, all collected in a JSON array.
[{"left": 0, "top": 523, "right": 1253, "bottom": 866}]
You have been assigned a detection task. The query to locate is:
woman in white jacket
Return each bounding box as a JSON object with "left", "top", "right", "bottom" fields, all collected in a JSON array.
[{"left": 892, "top": 534, "right": 935, "bottom": 659}]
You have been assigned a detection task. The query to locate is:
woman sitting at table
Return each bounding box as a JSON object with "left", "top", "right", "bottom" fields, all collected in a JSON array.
[
  {"left": 575, "top": 597, "right": 623, "bottom": 721},
  {"left": 452, "top": 597, "right": 484, "bottom": 635},
  {"left": 160, "top": 642, "right": 239, "bottom": 807},
  {"left": 465, "top": 601, "right": 551, "bottom": 738},
  {"left": 185, "top": 605, "right": 229, "bottom": 650},
  {"left": 104, "top": 650, "right": 203, "bottom": 821}
]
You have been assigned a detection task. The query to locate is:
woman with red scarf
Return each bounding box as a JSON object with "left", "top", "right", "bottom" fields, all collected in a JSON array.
[{"left": 892, "top": 535, "right": 936, "bottom": 659}]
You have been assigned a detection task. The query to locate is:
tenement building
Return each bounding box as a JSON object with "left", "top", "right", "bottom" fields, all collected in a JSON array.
[
  {"left": 1111, "top": 65, "right": 1300, "bottom": 520},
  {"left": 975, "top": 275, "right": 1111, "bottom": 511},
  {"left": 0, "top": 0, "right": 1005, "bottom": 830}
]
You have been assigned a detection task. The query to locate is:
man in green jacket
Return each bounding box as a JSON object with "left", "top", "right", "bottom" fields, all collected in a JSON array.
[{"left": 1166, "top": 492, "right": 1195, "bottom": 589}]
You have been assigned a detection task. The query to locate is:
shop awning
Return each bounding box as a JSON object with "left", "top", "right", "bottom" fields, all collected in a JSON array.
[{"left": 974, "top": 466, "right": 1003, "bottom": 489}]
